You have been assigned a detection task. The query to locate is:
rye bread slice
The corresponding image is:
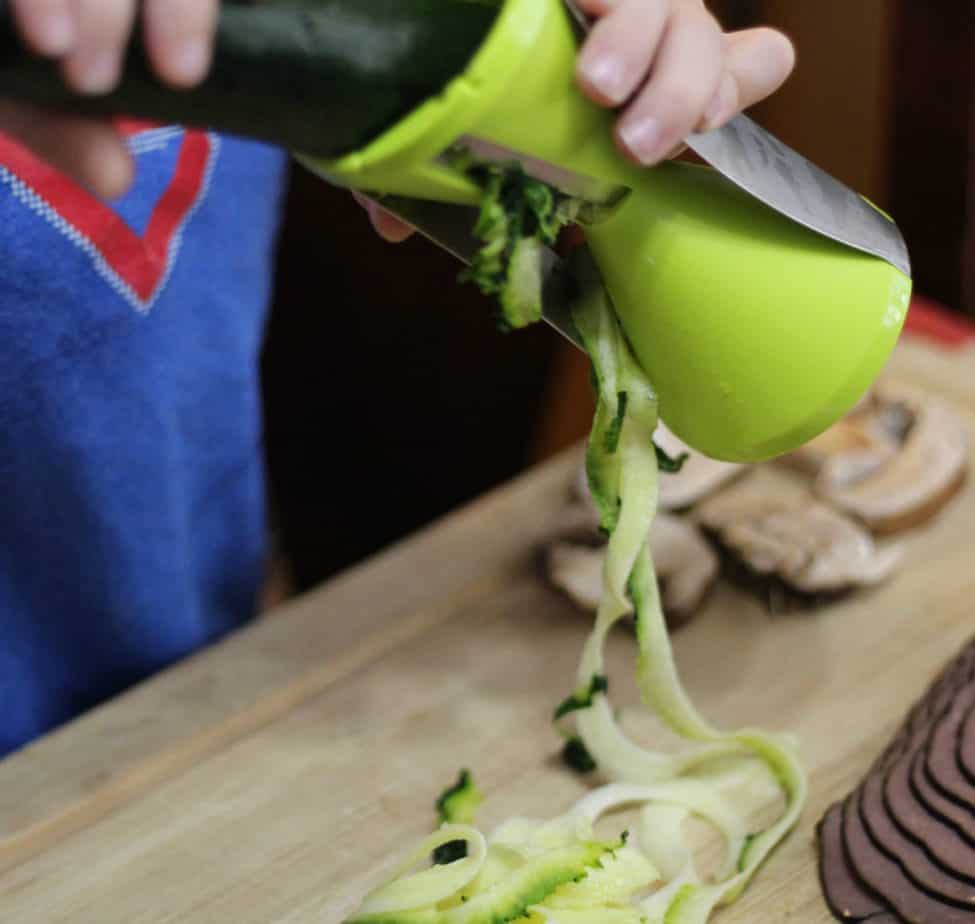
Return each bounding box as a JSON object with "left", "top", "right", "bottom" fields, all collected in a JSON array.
[
  {"left": 818, "top": 802, "right": 893, "bottom": 921},
  {"left": 842, "top": 796, "right": 975, "bottom": 923},
  {"left": 956, "top": 700, "right": 975, "bottom": 785},
  {"left": 925, "top": 682, "right": 975, "bottom": 810}
]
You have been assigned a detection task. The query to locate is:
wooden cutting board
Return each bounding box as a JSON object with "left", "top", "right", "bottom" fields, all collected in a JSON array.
[{"left": 1, "top": 336, "right": 975, "bottom": 923}]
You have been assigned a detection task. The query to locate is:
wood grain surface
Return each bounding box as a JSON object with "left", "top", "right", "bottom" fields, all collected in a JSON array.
[{"left": 2, "top": 337, "right": 974, "bottom": 923}]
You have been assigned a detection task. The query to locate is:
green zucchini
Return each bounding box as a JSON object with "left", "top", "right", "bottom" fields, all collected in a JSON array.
[
  {"left": 433, "top": 769, "right": 484, "bottom": 865},
  {"left": 348, "top": 841, "right": 619, "bottom": 924},
  {"left": 442, "top": 842, "right": 616, "bottom": 924},
  {"left": 0, "top": 0, "right": 499, "bottom": 157},
  {"left": 436, "top": 769, "right": 483, "bottom": 826}
]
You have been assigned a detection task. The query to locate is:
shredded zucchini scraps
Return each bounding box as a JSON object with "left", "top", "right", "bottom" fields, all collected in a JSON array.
[
  {"left": 343, "top": 189, "right": 807, "bottom": 924},
  {"left": 450, "top": 154, "right": 580, "bottom": 332},
  {"left": 354, "top": 825, "right": 487, "bottom": 917},
  {"left": 565, "top": 249, "right": 807, "bottom": 923}
]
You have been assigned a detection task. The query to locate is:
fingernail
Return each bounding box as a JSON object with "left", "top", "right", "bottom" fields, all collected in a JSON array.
[
  {"left": 37, "top": 12, "right": 76, "bottom": 56},
  {"left": 619, "top": 117, "right": 664, "bottom": 165},
  {"left": 74, "top": 52, "right": 120, "bottom": 95},
  {"left": 168, "top": 39, "right": 210, "bottom": 86},
  {"left": 581, "top": 54, "right": 628, "bottom": 104}
]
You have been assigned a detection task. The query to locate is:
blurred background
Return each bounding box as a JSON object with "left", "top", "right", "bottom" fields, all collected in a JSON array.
[{"left": 260, "top": 0, "right": 972, "bottom": 597}]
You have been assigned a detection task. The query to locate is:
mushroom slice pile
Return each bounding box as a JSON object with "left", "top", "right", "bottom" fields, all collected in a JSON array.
[
  {"left": 544, "top": 507, "right": 719, "bottom": 628},
  {"left": 785, "top": 390, "right": 906, "bottom": 480},
  {"left": 788, "top": 386, "right": 969, "bottom": 535},
  {"left": 696, "top": 481, "right": 902, "bottom": 594},
  {"left": 653, "top": 423, "right": 748, "bottom": 511}
]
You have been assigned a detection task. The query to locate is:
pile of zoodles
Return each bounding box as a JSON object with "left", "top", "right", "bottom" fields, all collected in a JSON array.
[{"left": 345, "top": 167, "right": 807, "bottom": 924}]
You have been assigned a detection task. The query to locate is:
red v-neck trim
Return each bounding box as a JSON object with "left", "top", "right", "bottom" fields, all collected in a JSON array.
[{"left": 0, "top": 125, "right": 215, "bottom": 309}]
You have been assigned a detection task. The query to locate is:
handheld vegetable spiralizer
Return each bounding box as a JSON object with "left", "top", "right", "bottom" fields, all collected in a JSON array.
[{"left": 0, "top": 0, "right": 913, "bottom": 462}]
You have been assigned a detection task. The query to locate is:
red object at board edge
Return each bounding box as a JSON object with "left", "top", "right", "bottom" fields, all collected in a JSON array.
[{"left": 906, "top": 295, "right": 975, "bottom": 348}]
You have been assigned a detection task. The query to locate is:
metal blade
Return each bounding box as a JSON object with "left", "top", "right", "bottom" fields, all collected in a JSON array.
[
  {"left": 561, "top": 0, "right": 911, "bottom": 278},
  {"left": 685, "top": 115, "right": 911, "bottom": 277},
  {"left": 451, "top": 135, "right": 630, "bottom": 222},
  {"left": 374, "top": 195, "right": 584, "bottom": 351}
]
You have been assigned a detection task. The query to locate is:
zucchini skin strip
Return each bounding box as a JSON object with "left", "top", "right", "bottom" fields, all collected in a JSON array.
[
  {"left": 343, "top": 187, "right": 806, "bottom": 924},
  {"left": 0, "top": 0, "right": 500, "bottom": 158}
]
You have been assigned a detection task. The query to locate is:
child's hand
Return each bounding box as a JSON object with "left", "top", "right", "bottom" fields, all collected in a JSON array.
[
  {"left": 361, "top": 0, "right": 794, "bottom": 242},
  {"left": 352, "top": 192, "right": 416, "bottom": 244},
  {"left": 575, "top": 0, "right": 795, "bottom": 165},
  {"left": 1, "top": 0, "right": 218, "bottom": 198}
]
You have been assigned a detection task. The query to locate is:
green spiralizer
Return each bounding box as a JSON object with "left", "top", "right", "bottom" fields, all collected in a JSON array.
[{"left": 0, "top": 0, "right": 913, "bottom": 462}]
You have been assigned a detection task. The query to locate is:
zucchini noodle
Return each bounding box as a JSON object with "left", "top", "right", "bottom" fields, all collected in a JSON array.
[{"left": 343, "top": 181, "right": 807, "bottom": 924}]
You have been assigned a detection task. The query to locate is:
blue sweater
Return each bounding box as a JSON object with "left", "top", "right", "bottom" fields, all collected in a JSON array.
[{"left": 0, "top": 123, "right": 289, "bottom": 757}]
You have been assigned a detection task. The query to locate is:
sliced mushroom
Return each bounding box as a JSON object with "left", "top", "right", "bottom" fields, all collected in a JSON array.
[
  {"left": 696, "top": 481, "right": 902, "bottom": 594},
  {"left": 810, "top": 387, "right": 969, "bottom": 535},
  {"left": 784, "top": 389, "right": 908, "bottom": 482},
  {"left": 652, "top": 512, "right": 722, "bottom": 615},
  {"left": 545, "top": 539, "right": 604, "bottom": 612},
  {"left": 573, "top": 422, "right": 746, "bottom": 512},
  {"left": 544, "top": 507, "right": 719, "bottom": 627},
  {"left": 654, "top": 423, "right": 749, "bottom": 510}
]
